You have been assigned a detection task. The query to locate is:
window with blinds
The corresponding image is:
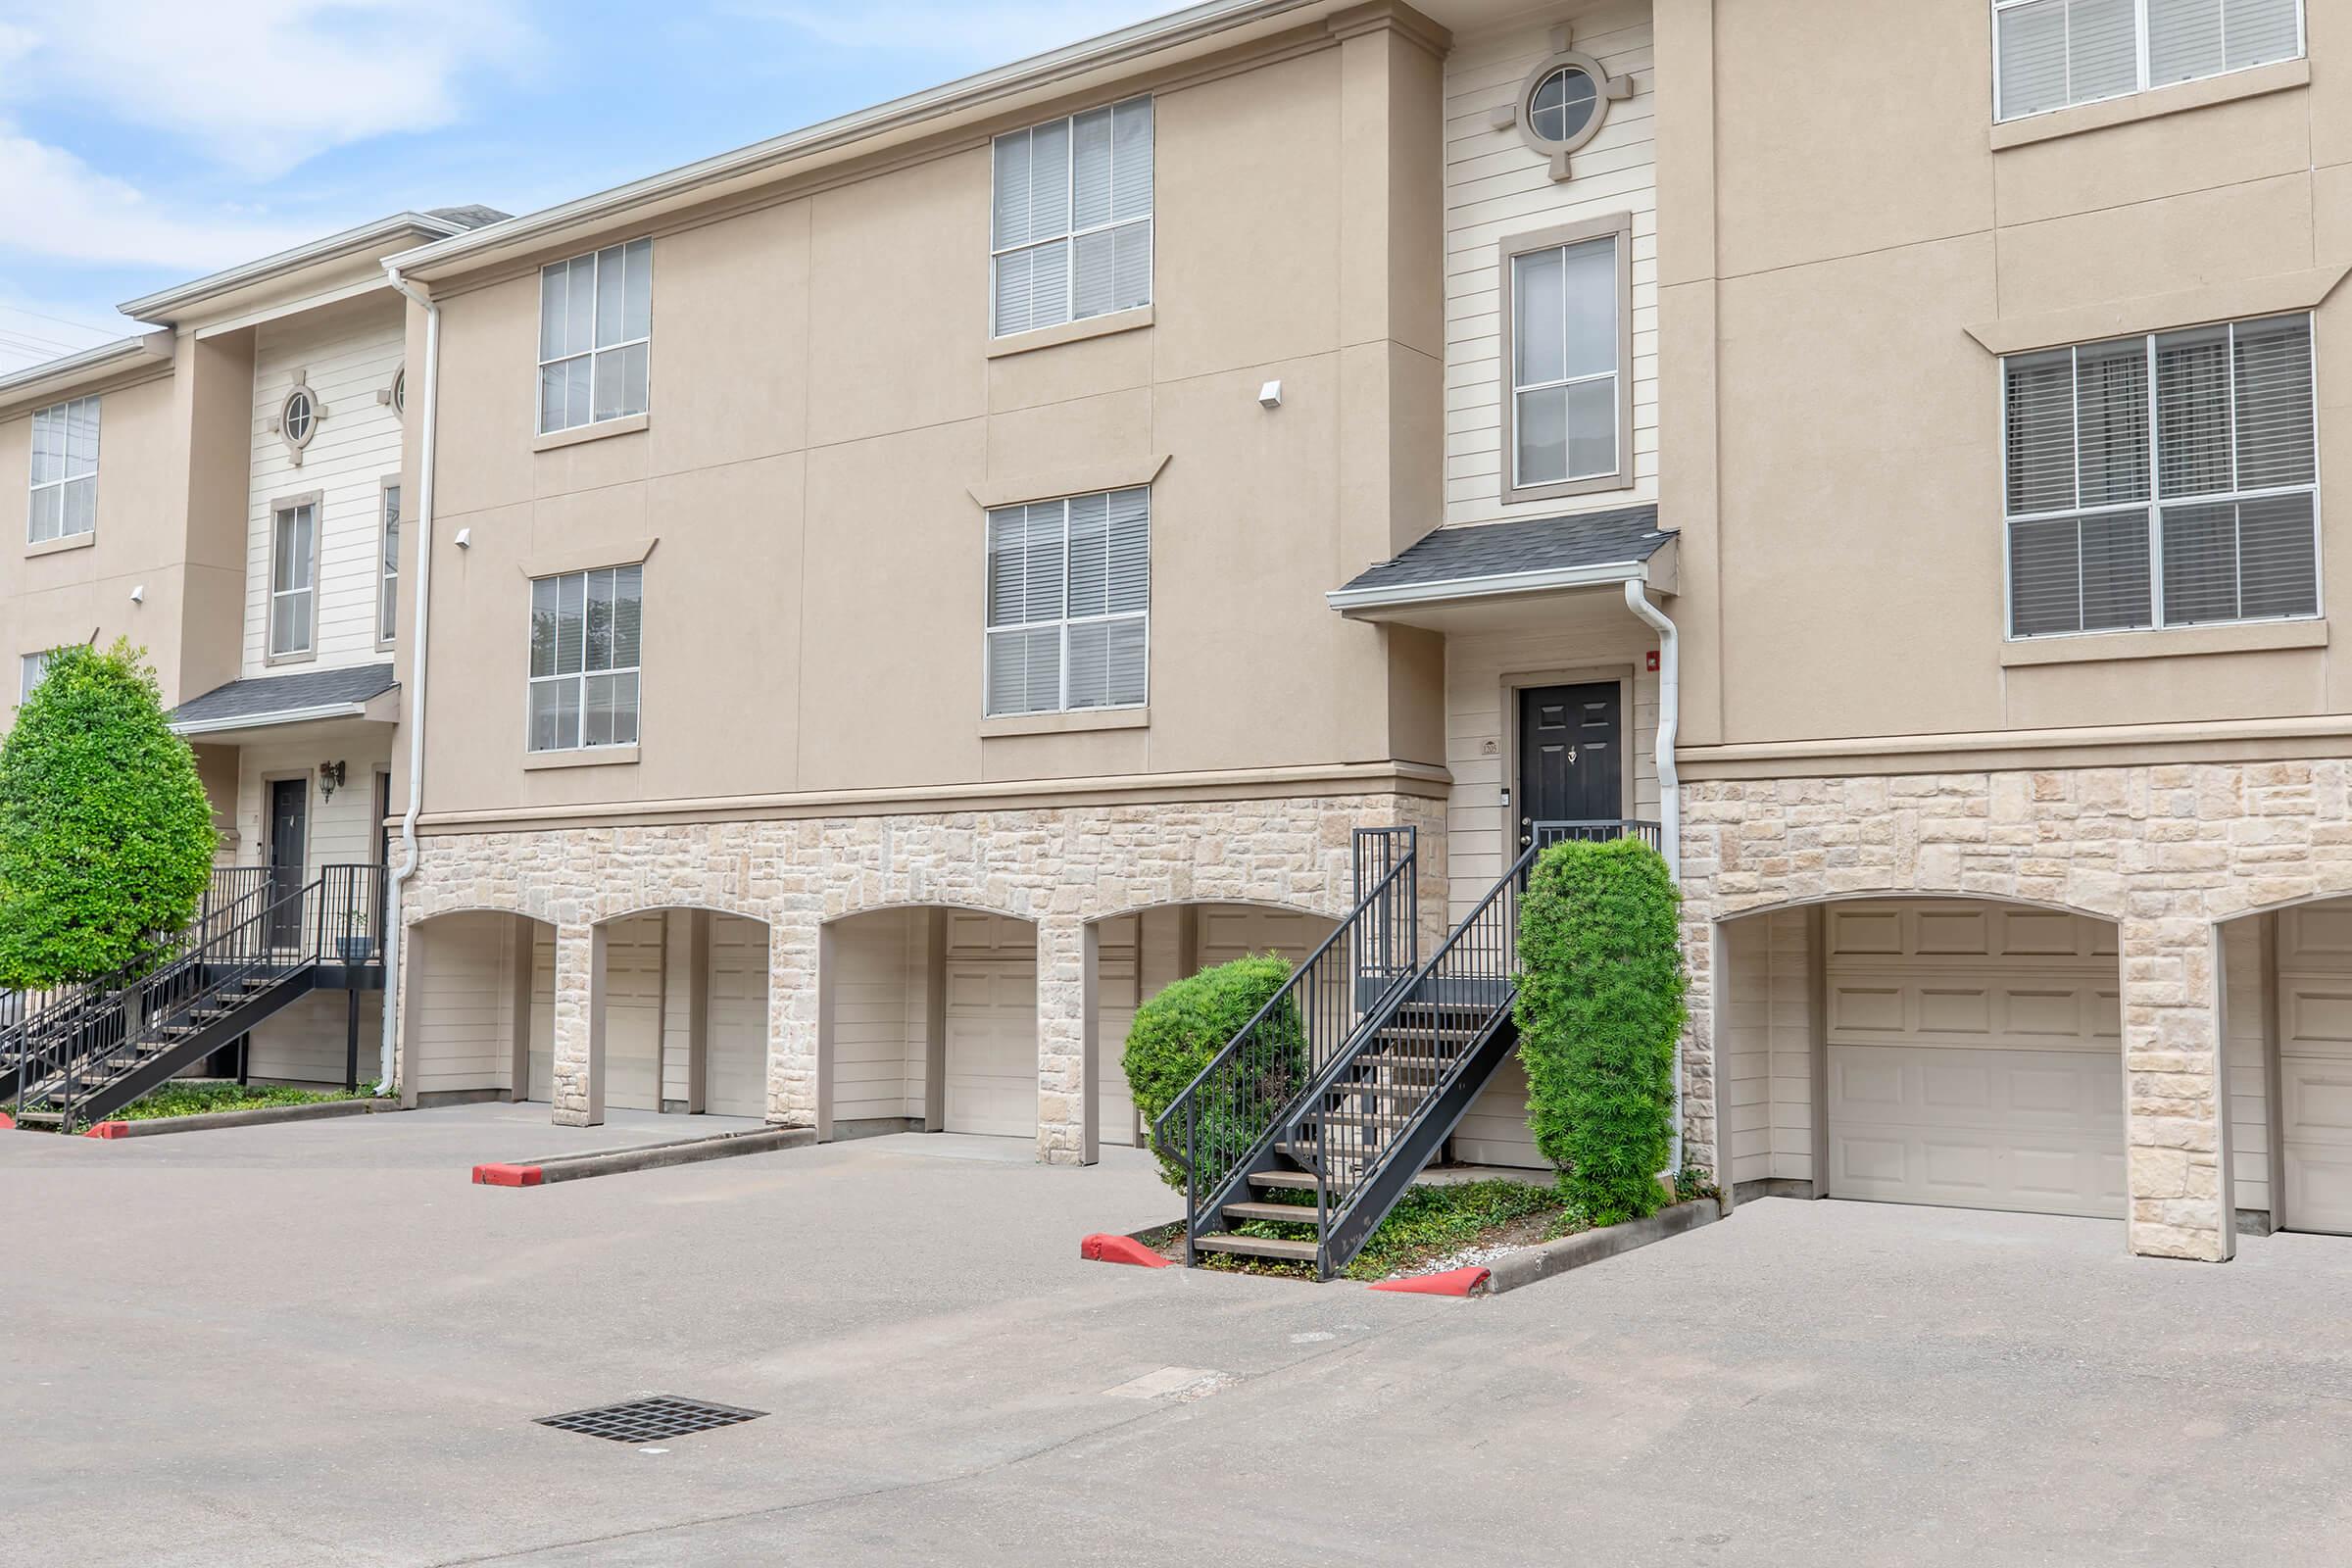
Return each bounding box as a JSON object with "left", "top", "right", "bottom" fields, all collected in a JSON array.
[
  {"left": 1994, "top": 0, "right": 2304, "bottom": 122},
  {"left": 991, "top": 97, "right": 1152, "bottom": 338},
  {"left": 528, "top": 565, "right": 642, "bottom": 752},
  {"left": 1509, "top": 232, "right": 1621, "bottom": 492},
  {"left": 270, "top": 500, "right": 318, "bottom": 658},
  {"left": 2003, "top": 314, "right": 2318, "bottom": 637},
  {"left": 27, "top": 395, "right": 98, "bottom": 544},
  {"left": 985, "top": 487, "right": 1149, "bottom": 716},
  {"left": 538, "top": 238, "right": 651, "bottom": 435}
]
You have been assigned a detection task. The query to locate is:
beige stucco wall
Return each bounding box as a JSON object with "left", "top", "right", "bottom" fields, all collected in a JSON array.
[
  {"left": 409, "top": 12, "right": 1450, "bottom": 831},
  {"left": 1655, "top": 0, "right": 2352, "bottom": 759}
]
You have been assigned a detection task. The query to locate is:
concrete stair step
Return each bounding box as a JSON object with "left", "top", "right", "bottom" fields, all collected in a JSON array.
[
  {"left": 1220, "top": 1200, "right": 1322, "bottom": 1227},
  {"left": 1197, "top": 1233, "right": 1318, "bottom": 1262}
]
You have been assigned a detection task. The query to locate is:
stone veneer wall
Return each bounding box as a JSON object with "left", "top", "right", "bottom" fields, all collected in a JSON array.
[
  {"left": 398, "top": 790, "right": 1447, "bottom": 1163},
  {"left": 1679, "top": 760, "right": 2352, "bottom": 1262}
]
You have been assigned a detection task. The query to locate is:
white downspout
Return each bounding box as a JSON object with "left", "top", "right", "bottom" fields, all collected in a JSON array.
[
  {"left": 1623, "top": 577, "right": 1683, "bottom": 1174},
  {"left": 377, "top": 265, "right": 440, "bottom": 1095}
]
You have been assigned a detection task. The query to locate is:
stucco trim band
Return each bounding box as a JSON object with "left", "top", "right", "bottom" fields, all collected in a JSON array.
[
  {"left": 517, "top": 536, "right": 660, "bottom": 579},
  {"left": 1965, "top": 264, "right": 2352, "bottom": 357},
  {"left": 966, "top": 453, "right": 1171, "bottom": 509},
  {"left": 1988, "top": 57, "right": 2310, "bottom": 152}
]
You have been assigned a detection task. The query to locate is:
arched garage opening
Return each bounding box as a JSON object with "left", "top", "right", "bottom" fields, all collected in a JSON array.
[
  {"left": 1718, "top": 896, "right": 2132, "bottom": 1221},
  {"left": 580, "top": 908, "right": 772, "bottom": 1118},
  {"left": 820, "top": 907, "right": 1040, "bottom": 1141},
  {"left": 400, "top": 909, "right": 556, "bottom": 1105},
  {"left": 1090, "top": 902, "right": 1342, "bottom": 1150},
  {"left": 2217, "top": 897, "right": 2352, "bottom": 1238}
]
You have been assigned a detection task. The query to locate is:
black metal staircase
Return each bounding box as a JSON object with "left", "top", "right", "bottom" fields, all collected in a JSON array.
[
  {"left": 1154, "top": 820, "right": 1659, "bottom": 1279},
  {"left": 6, "top": 865, "right": 385, "bottom": 1131}
]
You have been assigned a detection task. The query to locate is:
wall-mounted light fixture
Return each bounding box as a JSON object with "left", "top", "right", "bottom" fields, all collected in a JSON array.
[
  {"left": 318, "top": 760, "right": 347, "bottom": 803},
  {"left": 128, "top": 584, "right": 144, "bottom": 604},
  {"left": 1257, "top": 379, "right": 1284, "bottom": 410}
]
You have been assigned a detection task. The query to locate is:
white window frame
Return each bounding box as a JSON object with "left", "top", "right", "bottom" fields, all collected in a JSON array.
[
  {"left": 27, "top": 395, "right": 99, "bottom": 545},
  {"left": 267, "top": 493, "right": 321, "bottom": 664},
  {"left": 1500, "top": 213, "right": 1634, "bottom": 503},
  {"left": 18, "top": 647, "right": 64, "bottom": 705},
  {"left": 989, "top": 95, "right": 1154, "bottom": 339},
  {"left": 983, "top": 488, "right": 1151, "bottom": 717},
  {"left": 535, "top": 239, "right": 653, "bottom": 436},
  {"left": 2000, "top": 313, "right": 2322, "bottom": 639},
  {"left": 377, "top": 478, "right": 401, "bottom": 649},
  {"left": 1991, "top": 0, "right": 2308, "bottom": 123},
  {"left": 525, "top": 564, "right": 643, "bottom": 754}
]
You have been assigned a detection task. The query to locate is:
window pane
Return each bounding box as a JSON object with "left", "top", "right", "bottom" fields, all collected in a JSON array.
[
  {"left": 554, "top": 679, "right": 581, "bottom": 752},
  {"left": 540, "top": 363, "right": 569, "bottom": 432},
  {"left": 613, "top": 564, "right": 642, "bottom": 667},
  {"left": 2233, "top": 316, "right": 2314, "bottom": 489},
  {"left": 1560, "top": 237, "right": 1616, "bottom": 379},
  {"left": 2004, "top": 349, "right": 2077, "bottom": 513},
  {"left": 29, "top": 408, "right": 57, "bottom": 485},
  {"left": 2080, "top": 508, "right": 2153, "bottom": 629},
  {"left": 1105, "top": 488, "right": 1150, "bottom": 614},
  {"left": 2069, "top": 0, "right": 2141, "bottom": 98},
  {"left": 585, "top": 568, "right": 614, "bottom": 672},
  {"left": 2225, "top": 0, "right": 2302, "bottom": 71},
  {"left": 273, "top": 509, "right": 301, "bottom": 592},
  {"left": 2076, "top": 339, "right": 2150, "bottom": 505},
  {"left": 1564, "top": 376, "right": 1618, "bottom": 479},
  {"left": 1111, "top": 97, "right": 1152, "bottom": 222},
  {"left": 1022, "top": 501, "right": 1065, "bottom": 622},
  {"left": 540, "top": 263, "right": 567, "bottom": 361},
  {"left": 993, "top": 248, "right": 1032, "bottom": 337},
  {"left": 530, "top": 577, "right": 559, "bottom": 678},
  {"left": 1028, "top": 116, "right": 1070, "bottom": 242},
  {"left": 610, "top": 671, "right": 640, "bottom": 746},
  {"left": 1072, "top": 105, "right": 1114, "bottom": 230},
  {"left": 620, "top": 342, "right": 649, "bottom": 417},
  {"left": 565, "top": 355, "right": 593, "bottom": 430},
  {"left": 27, "top": 482, "right": 58, "bottom": 543},
  {"left": 66, "top": 398, "right": 98, "bottom": 476},
  {"left": 1512, "top": 247, "right": 1565, "bottom": 388},
  {"left": 1027, "top": 239, "right": 1070, "bottom": 332},
  {"left": 986, "top": 507, "right": 1026, "bottom": 627},
  {"left": 2237, "top": 491, "right": 2319, "bottom": 619},
  {"left": 62, "top": 476, "right": 95, "bottom": 537},
  {"left": 1996, "top": 0, "right": 2069, "bottom": 118},
  {"left": 2156, "top": 326, "right": 2233, "bottom": 495},
  {"left": 1106, "top": 614, "right": 1147, "bottom": 707},
  {"left": 1072, "top": 221, "right": 1151, "bottom": 319},
  {"left": 583, "top": 671, "right": 615, "bottom": 748},
  {"left": 2010, "top": 515, "right": 2083, "bottom": 635},
  {"left": 2149, "top": 0, "right": 2225, "bottom": 85},
  {"left": 986, "top": 626, "right": 1055, "bottom": 716},
  {"left": 1066, "top": 619, "right": 1111, "bottom": 710},
  {"left": 2161, "top": 499, "right": 2240, "bottom": 624},
  {"left": 565, "top": 256, "right": 595, "bottom": 360},
  {"left": 381, "top": 511, "right": 400, "bottom": 643},
  {"left": 1516, "top": 385, "right": 1568, "bottom": 487},
  {"left": 993, "top": 129, "right": 1031, "bottom": 250},
  {"left": 595, "top": 243, "right": 625, "bottom": 348},
  {"left": 557, "top": 572, "right": 585, "bottom": 675},
  {"left": 622, "top": 238, "right": 653, "bottom": 341},
  {"left": 528, "top": 680, "right": 564, "bottom": 752},
  {"left": 271, "top": 589, "right": 312, "bottom": 655},
  {"left": 592, "top": 348, "right": 625, "bottom": 424},
  {"left": 1066, "top": 492, "right": 1108, "bottom": 617}
]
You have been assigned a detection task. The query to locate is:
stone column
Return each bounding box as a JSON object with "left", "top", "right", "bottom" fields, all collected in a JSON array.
[
  {"left": 549, "top": 922, "right": 603, "bottom": 1126},
  {"left": 1035, "top": 913, "right": 1094, "bottom": 1166},
  {"left": 770, "top": 911, "right": 819, "bottom": 1132},
  {"left": 2121, "top": 913, "right": 2233, "bottom": 1261}
]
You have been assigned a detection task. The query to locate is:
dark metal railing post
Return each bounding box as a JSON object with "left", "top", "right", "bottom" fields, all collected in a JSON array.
[{"left": 1184, "top": 1098, "right": 1198, "bottom": 1267}]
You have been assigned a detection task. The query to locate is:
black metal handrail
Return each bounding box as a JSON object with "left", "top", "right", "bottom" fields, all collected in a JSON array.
[
  {"left": 1293, "top": 819, "right": 1661, "bottom": 1276},
  {"left": 1151, "top": 827, "right": 1418, "bottom": 1263},
  {"left": 11, "top": 865, "right": 385, "bottom": 1127}
]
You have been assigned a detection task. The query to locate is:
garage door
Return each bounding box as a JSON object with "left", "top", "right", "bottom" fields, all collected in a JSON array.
[
  {"left": 944, "top": 913, "right": 1037, "bottom": 1138},
  {"left": 601, "top": 914, "right": 665, "bottom": 1112},
  {"left": 2278, "top": 903, "right": 2352, "bottom": 1233},
  {"left": 1823, "top": 901, "right": 2125, "bottom": 1219},
  {"left": 706, "top": 914, "right": 769, "bottom": 1118}
]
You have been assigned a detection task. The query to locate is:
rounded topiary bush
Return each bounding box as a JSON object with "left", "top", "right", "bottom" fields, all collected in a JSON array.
[
  {"left": 0, "top": 640, "right": 218, "bottom": 988},
  {"left": 1123, "top": 953, "right": 1300, "bottom": 1191},
  {"left": 1512, "top": 835, "right": 1687, "bottom": 1226}
]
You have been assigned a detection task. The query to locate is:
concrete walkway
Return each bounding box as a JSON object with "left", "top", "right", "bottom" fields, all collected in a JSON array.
[{"left": 5, "top": 1109, "right": 2352, "bottom": 1565}]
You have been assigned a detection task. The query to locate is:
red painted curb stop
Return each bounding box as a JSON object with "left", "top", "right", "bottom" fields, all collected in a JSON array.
[
  {"left": 1081, "top": 1234, "right": 1172, "bottom": 1268},
  {"left": 84, "top": 1121, "right": 130, "bottom": 1141},
  {"left": 1368, "top": 1265, "right": 1491, "bottom": 1297},
  {"left": 472, "top": 1162, "right": 545, "bottom": 1187},
  {"left": 0, "top": 1110, "right": 13, "bottom": 1131}
]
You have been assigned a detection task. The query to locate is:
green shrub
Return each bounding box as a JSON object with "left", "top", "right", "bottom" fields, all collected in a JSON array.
[
  {"left": 1123, "top": 954, "right": 1301, "bottom": 1191},
  {"left": 0, "top": 641, "right": 217, "bottom": 988},
  {"left": 1513, "top": 836, "right": 1687, "bottom": 1226}
]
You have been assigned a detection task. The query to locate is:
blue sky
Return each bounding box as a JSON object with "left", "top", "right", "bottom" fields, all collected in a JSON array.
[{"left": 0, "top": 0, "right": 1168, "bottom": 372}]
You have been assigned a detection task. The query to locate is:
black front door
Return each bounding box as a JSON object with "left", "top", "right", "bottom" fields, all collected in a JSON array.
[
  {"left": 268, "top": 777, "right": 308, "bottom": 947},
  {"left": 1517, "top": 681, "right": 1622, "bottom": 851}
]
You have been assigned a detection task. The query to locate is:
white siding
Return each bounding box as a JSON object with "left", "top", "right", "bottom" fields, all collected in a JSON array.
[
  {"left": 831, "top": 908, "right": 927, "bottom": 1125},
  {"left": 705, "top": 912, "right": 769, "bottom": 1117},
  {"left": 229, "top": 736, "right": 391, "bottom": 879},
  {"left": 601, "top": 913, "right": 665, "bottom": 1112},
  {"left": 2222, "top": 915, "right": 2271, "bottom": 1219},
  {"left": 247, "top": 989, "right": 384, "bottom": 1086},
  {"left": 1443, "top": 3, "right": 1657, "bottom": 526},
  {"left": 400, "top": 910, "right": 526, "bottom": 1098},
  {"left": 244, "top": 304, "right": 406, "bottom": 677},
  {"left": 1716, "top": 907, "right": 1820, "bottom": 1188}
]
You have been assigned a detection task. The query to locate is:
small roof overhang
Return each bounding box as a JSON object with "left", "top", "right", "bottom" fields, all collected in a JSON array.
[
  {"left": 170, "top": 662, "right": 399, "bottom": 743},
  {"left": 0, "top": 332, "right": 174, "bottom": 417},
  {"left": 1328, "top": 506, "right": 1677, "bottom": 632}
]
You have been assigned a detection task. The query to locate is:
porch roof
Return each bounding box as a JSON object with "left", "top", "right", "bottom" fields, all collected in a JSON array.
[
  {"left": 170, "top": 662, "right": 399, "bottom": 738},
  {"left": 1327, "top": 505, "right": 1676, "bottom": 618}
]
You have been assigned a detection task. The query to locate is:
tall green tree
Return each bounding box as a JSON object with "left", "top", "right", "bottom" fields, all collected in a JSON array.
[
  {"left": 1513, "top": 836, "right": 1687, "bottom": 1225},
  {"left": 0, "top": 641, "right": 217, "bottom": 988}
]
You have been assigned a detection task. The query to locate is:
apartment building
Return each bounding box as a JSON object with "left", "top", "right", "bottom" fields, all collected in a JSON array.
[
  {"left": 0, "top": 209, "right": 502, "bottom": 1085},
  {"left": 11, "top": 0, "right": 2345, "bottom": 1269}
]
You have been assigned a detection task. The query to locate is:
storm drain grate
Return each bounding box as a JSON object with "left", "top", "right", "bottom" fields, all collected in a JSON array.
[{"left": 535, "top": 1396, "right": 766, "bottom": 1444}]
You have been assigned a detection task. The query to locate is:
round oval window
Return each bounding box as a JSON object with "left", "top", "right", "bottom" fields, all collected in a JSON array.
[
  {"left": 284, "top": 390, "right": 314, "bottom": 444},
  {"left": 391, "top": 369, "right": 405, "bottom": 416},
  {"left": 1529, "top": 66, "right": 1598, "bottom": 145}
]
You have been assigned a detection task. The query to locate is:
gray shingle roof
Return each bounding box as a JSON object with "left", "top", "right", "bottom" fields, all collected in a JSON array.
[
  {"left": 1334, "top": 505, "right": 1673, "bottom": 601},
  {"left": 171, "top": 663, "right": 398, "bottom": 729},
  {"left": 424, "top": 205, "right": 512, "bottom": 230}
]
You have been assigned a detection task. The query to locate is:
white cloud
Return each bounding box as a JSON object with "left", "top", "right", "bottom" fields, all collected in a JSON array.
[
  {"left": 736, "top": 1, "right": 1172, "bottom": 60},
  {"left": 0, "top": 0, "right": 533, "bottom": 180},
  {"left": 0, "top": 126, "right": 316, "bottom": 269}
]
